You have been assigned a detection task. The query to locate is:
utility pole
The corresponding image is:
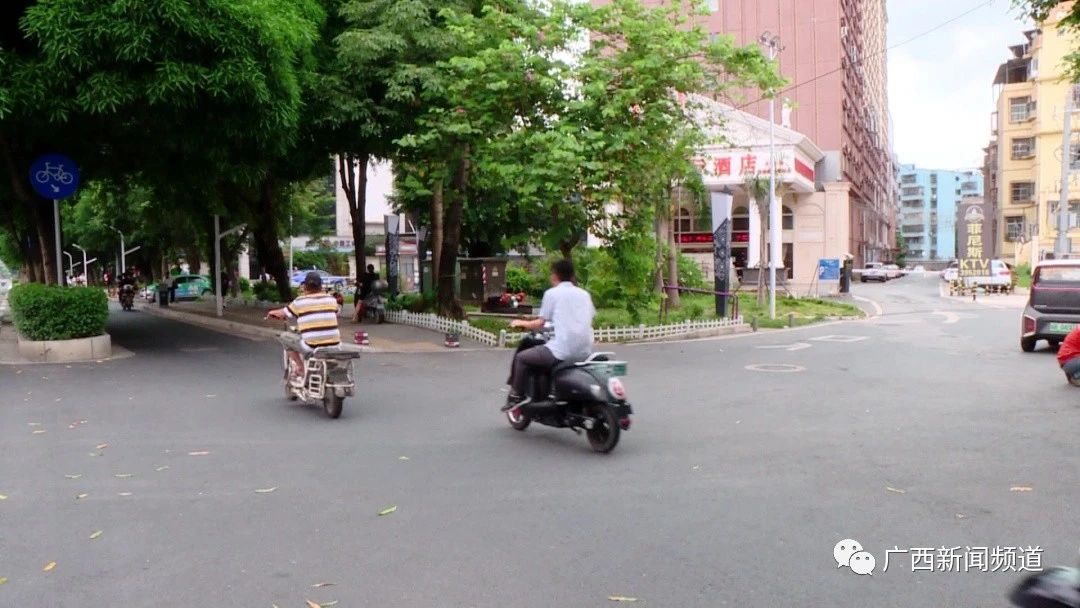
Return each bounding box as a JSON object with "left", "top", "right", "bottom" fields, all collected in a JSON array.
[
  {"left": 760, "top": 31, "right": 782, "bottom": 320},
  {"left": 1056, "top": 85, "right": 1077, "bottom": 256}
]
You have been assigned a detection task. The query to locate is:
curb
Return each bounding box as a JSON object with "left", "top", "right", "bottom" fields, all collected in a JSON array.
[{"left": 138, "top": 304, "right": 493, "bottom": 354}]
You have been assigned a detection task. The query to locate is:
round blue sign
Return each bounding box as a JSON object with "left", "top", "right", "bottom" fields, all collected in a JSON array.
[{"left": 28, "top": 154, "right": 80, "bottom": 200}]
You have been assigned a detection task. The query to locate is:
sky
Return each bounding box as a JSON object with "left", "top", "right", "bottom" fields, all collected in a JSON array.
[{"left": 887, "top": 0, "right": 1031, "bottom": 171}]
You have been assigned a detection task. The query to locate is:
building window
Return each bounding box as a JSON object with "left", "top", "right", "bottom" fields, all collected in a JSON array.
[
  {"left": 732, "top": 206, "right": 750, "bottom": 232},
  {"left": 1011, "top": 137, "right": 1035, "bottom": 159},
  {"left": 1048, "top": 201, "right": 1080, "bottom": 229},
  {"left": 675, "top": 207, "right": 693, "bottom": 233},
  {"left": 1010, "top": 96, "right": 1033, "bottom": 122},
  {"left": 782, "top": 205, "right": 794, "bottom": 230},
  {"left": 1005, "top": 216, "right": 1025, "bottom": 241},
  {"left": 1010, "top": 181, "right": 1035, "bottom": 203}
]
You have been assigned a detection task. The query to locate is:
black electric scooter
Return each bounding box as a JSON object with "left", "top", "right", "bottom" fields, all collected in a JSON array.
[{"left": 505, "top": 331, "right": 633, "bottom": 453}]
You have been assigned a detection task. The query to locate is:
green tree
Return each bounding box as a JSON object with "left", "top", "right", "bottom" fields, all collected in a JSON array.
[
  {"left": 894, "top": 229, "right": 908, "bottom": 268},
  {"left": 0, "top": 0, "right": 322, "bottom": 288}
]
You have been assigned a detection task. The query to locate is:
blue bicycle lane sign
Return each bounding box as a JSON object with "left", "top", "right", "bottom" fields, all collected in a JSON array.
[{"left": 28, "top": 153, "right": 80, "bottom": 200}]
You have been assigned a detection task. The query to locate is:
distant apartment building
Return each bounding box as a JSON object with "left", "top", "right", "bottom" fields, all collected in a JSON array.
[
  {"left": 897, "top": 166, "right": 983, "bottom": 261},
  {"left": 985, "top": 3, "right": 1080, "bottom": 264},
  {"left": 597, "top": 0, "right": 896, "bottom": 265}
]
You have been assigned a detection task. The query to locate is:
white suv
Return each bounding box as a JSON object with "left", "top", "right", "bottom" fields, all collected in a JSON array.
[{"left": 860, "top": 262, "right": 887, "bottom": 283}]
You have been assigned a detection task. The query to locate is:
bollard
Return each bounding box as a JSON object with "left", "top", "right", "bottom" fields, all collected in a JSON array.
[
  {"left": 751, "top": 316, "right": 759, "bottom": 332},
  {"left": 498, "top": 329, "right": 506, "bottom": 348},
  {"left": 788, "top": 313, "right": 795, "bottom": 328}
]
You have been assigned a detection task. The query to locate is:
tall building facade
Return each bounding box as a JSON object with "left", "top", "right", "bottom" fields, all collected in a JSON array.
[
  {"left": 605, "top": 0, "right": 895, "bottom": 265},
  {"left": 897, "top": 165, "right": 983, "bottom": 261},
  {"left": 987, "top": 3, "right": 1080, "bottom": 264}
]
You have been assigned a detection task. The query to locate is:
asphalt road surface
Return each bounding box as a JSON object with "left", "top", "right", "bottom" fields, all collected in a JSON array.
[{"left": 1, "top": 274, "right": 1077, "bottom": 607}]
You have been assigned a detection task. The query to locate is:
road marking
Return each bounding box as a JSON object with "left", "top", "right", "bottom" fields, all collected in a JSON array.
[
  {"left": 810, "top": 335, "right": 868, "bottom": 343},
  {"left": 744, "top": 363, "right": 806, "bottom": 373},
  {"left": 932, "top": 311, "right": 960, "bottom": 324},
  {"left": 853, "top": 295, "right": 883, "bottom": 317},
  {"left": 756, "top": 342, "right": 812, "bottom": 352}
]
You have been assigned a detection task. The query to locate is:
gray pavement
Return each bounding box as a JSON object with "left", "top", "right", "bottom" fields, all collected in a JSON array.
[{"left": 0, "top": 274, "right": 1077, "bottom": 607}]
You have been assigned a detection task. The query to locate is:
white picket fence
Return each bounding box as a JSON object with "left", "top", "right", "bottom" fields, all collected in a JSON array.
[
  {"left": 386, "top": 309, "right": 745, "bottom": 347},
  {"left": 384, "top": 310, "right": 502, "bottom": 347},
  {"left": 590, "top": 317, "right": 745, "bottom": 343}
]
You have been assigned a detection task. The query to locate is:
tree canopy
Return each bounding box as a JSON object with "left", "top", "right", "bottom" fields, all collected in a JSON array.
[{"left": 0, "top": 0, "right": 783, "bottom": 319}]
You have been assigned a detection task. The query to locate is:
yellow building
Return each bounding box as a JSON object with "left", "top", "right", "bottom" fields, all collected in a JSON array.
[{"left": 992, "top": 3, "right": 1080, "bottom": 264}]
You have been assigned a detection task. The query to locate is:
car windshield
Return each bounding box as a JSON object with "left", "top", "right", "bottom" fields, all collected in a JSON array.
[{"left": 1036, "top": 265, "right": 1080, "bottom": 283}]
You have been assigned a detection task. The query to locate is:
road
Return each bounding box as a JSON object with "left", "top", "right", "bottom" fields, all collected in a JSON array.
[{"left": 0, "top": 274, "right": 1076, "bottom": 607}]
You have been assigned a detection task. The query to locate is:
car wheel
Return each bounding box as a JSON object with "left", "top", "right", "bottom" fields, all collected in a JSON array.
[
  {"left": 1020, "top": 337, "right": 1037, "bottom": 353},
  {"left": 860, "top": 278, "right": 867, "bottom": 283}
]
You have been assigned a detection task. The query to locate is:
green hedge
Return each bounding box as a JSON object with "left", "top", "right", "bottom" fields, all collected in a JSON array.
[{"left": 9, "top": 283, "right": 108, "bottom": 340}]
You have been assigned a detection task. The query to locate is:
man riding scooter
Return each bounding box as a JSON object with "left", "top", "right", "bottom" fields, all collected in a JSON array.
[
  {"left": 502, "top": 259, "right": 596, "bottom": 412},
  {"left": 267, "top": 271, "right": 342, "bottom": 381}
]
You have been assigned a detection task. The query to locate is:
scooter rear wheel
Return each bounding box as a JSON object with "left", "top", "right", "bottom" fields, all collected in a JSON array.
[
  {"left": 323, "top": 394, "right": 344, "bottom": 419},
  {"left": 584, "top": 404, "right": 620, "bottom": 453},
  {"left": 506, "top": 407, "right": 531, "bottom": 431}
]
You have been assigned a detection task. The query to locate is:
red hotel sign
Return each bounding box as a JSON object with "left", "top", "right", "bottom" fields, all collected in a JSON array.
[{"left": 677, "top": 231, "right": 750, "bottom": 244}]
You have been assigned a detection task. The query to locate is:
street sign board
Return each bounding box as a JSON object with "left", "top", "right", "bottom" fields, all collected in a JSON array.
[
  {"left": 28, "top": 154, "right": 80, "bottom": 200},
  {"left": 818, "top": 258, "right": 840, "bottom": 280},
  {"left": 958, "top": 258, "right": 991, "bottom": 278},
  {"left": 957, "top": 201, "right": 991, "bottom": 279}
]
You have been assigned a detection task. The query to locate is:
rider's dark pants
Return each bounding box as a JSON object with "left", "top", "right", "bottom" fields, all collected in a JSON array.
[
  {"left": 1062, "top": 356, "right": 1080, "bottom": 383},
  {"left": 511, "top": 345, "right": 559, "bottom": 397}
]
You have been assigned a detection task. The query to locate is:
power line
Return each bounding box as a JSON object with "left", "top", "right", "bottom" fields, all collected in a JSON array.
[{"left": 737, "top": 0, "right": 997, "bottom": 109}]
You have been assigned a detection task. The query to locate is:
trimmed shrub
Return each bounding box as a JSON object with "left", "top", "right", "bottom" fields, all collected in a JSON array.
[
  {"left": 676, "top": 253, "right": 707, "bottom": 289},
  {"left": 9, "top": 283, "right": 108, "bottom": 340}
]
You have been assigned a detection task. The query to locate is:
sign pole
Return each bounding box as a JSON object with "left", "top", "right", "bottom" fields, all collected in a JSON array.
[
  {"left": 1056, "top": 86, "right": 1075, "bottom": 256},
  {"left": 53, "top": 199, "right": 63, "bottom": 286},
  {"left": 214, "top": 214, "right": 223, "bottom": 318},
  {"left": 711, "top": 188, "right": 734, "bottom": 317}
]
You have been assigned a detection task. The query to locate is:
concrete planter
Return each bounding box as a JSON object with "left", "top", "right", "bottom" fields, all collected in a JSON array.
[{"left": 17, "top": 333, "right": 111, "bottom": 363}]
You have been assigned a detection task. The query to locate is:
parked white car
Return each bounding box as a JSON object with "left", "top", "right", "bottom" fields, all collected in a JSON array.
[
  {"left": 883, "top": 264, "right": 902, "bottom": 280},
  {"left": 860, "top": 262, "right": 887, "bottom": 283},
  {"left": 941, "top": 261, "right": 959, "bottom": 282},
  {"left": 912, "top": 265, "right": 926, "bottom": 273}
]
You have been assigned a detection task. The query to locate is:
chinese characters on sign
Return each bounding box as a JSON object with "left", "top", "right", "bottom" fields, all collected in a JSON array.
[
  {"left": 693, "top": 150, "right": 799, "bottom": 180},
  {"left": 957, "top": 204, "right": 990, "bottom": 279}
]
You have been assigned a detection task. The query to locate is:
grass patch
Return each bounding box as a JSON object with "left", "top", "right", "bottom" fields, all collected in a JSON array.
[
  {"left": 463, "top": 292, "right": 862, "bottom": 333},
  {"left": 1015, "top": 263, "right": 1032, "bottom": 289}
]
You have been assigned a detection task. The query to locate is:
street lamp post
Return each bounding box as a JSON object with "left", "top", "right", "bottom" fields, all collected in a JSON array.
[
  {"left": 214, "top": 215, "right": 246, "bottom": 317},
  {"left": 72, "top": 244, "right": 88, "bottom": 283},
  {"left": 759, "top": 31, "right": 783, "bottom": 320},
  {"left": 62, "top": 251, "right": 74, "bottom": 284}
]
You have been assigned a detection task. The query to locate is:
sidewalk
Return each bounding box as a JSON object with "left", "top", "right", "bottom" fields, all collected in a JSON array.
[
  {"left": 936, "top": 282, "right": 1027, "bottom": 310},
  {"left": 140, "top": 300, "right": 489, "bottom": 353},
  {"left": 0, "top": 323, "right": 133, "bottom": 365}
]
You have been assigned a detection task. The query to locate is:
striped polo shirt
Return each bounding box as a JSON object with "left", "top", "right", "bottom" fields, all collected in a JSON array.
[{"left": 285, "top": 293, "right": 341, "bottom": 348}]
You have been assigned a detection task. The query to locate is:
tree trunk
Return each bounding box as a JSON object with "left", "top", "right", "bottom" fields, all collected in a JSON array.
[
  {"left": 0, "top": 134, "right": 50, "bottom": 283},
  {"left": 756, "top": 198, "right": 767, "bottom": 306},
  {"left": 430, "top": 178, "right": 443, "bottom": 296},
  {"left": 437, "top": 148, "right": 469, "bottom": 319},
  {"left": 653, "top": 216, "right": 665, "bottom": 295},
  {"left": 560, "top": 240, "right": 574, "bottom": 260},
  {"left": 250, "top": 178, "right": 292, "bottom": 302},
  {"left": 666, "top": 205, "right": 681, "bottom": 308},
  {"left": 339, "top": 153, "right": 369, "bottom": 289}
]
